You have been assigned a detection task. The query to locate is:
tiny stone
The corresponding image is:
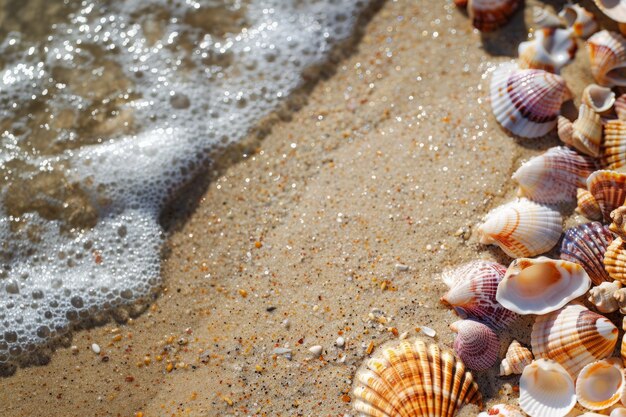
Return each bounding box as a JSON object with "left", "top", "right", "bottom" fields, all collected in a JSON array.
[
  {"left": 273, "top": 347, "right": 292, "bottom": 355},
  {"left": 336, "top": 336, "right": 345, "bottom": 347},
  {"left": 395, "top": 263, "right": 409, "bottom": 272},
  {"left": 421, "top": 326, "right": 436, "bottom": 337},
  {"left": 312, "top": 304, "right": 319, "bottom": 312},
  {"left": 282, "top": 319, "right": 291, "bottom": 329},
  {"left": 91, "top": 343, "right": 101, "bottom": 354},
  {"left": 266, "top": 306, "right": 277, "bottom": 312},
  {"left": 399, "top": 331, "right": 409, "bottom": 340},
  {"left": 70, "top": 345, "right": 79, "bottom": 355},
  {"left": 309, "top": 345, "right": 323, "bottom": 357}
]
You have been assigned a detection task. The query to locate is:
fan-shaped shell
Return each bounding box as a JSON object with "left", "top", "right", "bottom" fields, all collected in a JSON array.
[
  {"left": 569, "top": 104, "right": 603, "bottom": 157},
  {"left": 582, "top": 84, "right": 616, "bottom": 114},
  {"left": 519, "top": 28, "right": 577, "bottom": 73},
  {"left": 467, "top": 0, "right": 521, "bottom": 32},
  {"left": 352, "top": 339, "right": 482, "bottom": 416},
  {"left": 604, "top": 237, "right": 626, "bottom": 284},
  {"left": 531, "top": 304, "right": 618, "bottom": 377},
  {"left": 594, "top": 1, "right": 626, "bottom": 23},
  {"left": 500, "top": 339, "right": 533, "bottom": 376},
  {"left": 519, "top": 359, "right": 576, "bottom": 417},
  {"left": 560, "top": 222, "right": 614, "bottom": 285},
  {"left": 576, "top": 360, "right": 626, "bottom": 410},
  {"left": 478, "top": 404, "right": 525, "bottom": 417},
  {"left": 588, "top": 281, "right": 622, "bottom": 313},
  {"left": 576, "top": 188, "right": 603, "bottom": 221},
  {"left": 450, "top": 320, "right": 499, "bottom": 372},
  {"left": 587, "top": 31, "right": 626, "bottom": 87},
  {"left": 587, "top": 170, "right": 626, "bottom": 222},
  {"left": 478, "top": 198, "right": 562, "bottom": 258},
  {"left": 512, "top": 146, "right": 597, "bottom": 203},
  {"left": 441, "top": 260, "right": 519, "bottom": 330},
  {"left": 603, "top": 121, "right": 626, "bottom": 171},
  {"left": 490, "top": 63, "right": 572, "bottom": 138},
  {"left": 496, "top": 257, "right": 591, "bottom": 315}
]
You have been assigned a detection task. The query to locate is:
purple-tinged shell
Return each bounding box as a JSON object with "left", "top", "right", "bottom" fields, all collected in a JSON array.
[
  {"left": 450, "top": 319, "right": 500, "bottom": 372},
  {"left": 560, "top": 222, "right": 614, "bottom": 285},
  {"left": 441, "top": 260, "right": 520, "bottom": 330}
]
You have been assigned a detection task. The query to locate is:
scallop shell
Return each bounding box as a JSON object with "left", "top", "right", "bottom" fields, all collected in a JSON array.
[
  {"left": 531, "top": 304, "right": 618, "bottom": 377},
  {"left": 616, "top": 94, "right": 626, "bottom": 120},
  {"left": 560, "top": 4, "right": 598, "bottom": 38},
  {"left": 587, "top": 170, "right": 626, "bottom": 222},
  {"left": 490, "top": 63, "right": 572, "bottom": 138},
  {"left": 603, "top": 120, "right": 626, "bottom": 170},
  {"left": 477, "top": 404, "right": 525, "bottom": 417},
  {"left": 582, "top": 84, "right": 616, "bottom": 114},
  {"left": 352, "top": 339, "right": 483, "bottom": 416},
  {"left": 478, "top": 198, "right": 562, "bottom": 258},
  {"left": 588, "top": 281, "right": 622, "bottom": 313},
  {"left": 576, "top": 188, "right": 603, "bottom": 221},
  {"left": 604, "top": 237, "right": 626, "bottom": 284},
  {"left": 594, "top": 1, "right": 626, "bottom": 23},
  {"left": 576, "top": 360, "right": 626, "bottom": 410},
  {"left": 560, "top": 222, "right": 614, "bottom": 285},
  {"left": 450, "top": 319, "right": 499, "bottom": 372},
  {"left": 512, "top": 146, "right": 597, "bottom": 203},
  {"left": 587, "top": 31, "right": 626, "bottom": 87},
  {"left": 533, "top": 6, "right": 561, "bottom": 30},
  {"left": 500, "top": 339, "right": 533, "bottom": 376},
  {"left": 496, "top": 257, "right": 591, "bottom": 315},
  {"left": 519, "top": 359, "right": 576, "bottom": 417},
  {"left": 467, "top": 0, "right": 521, "bottom": 32},
  {"left": 441, "top": 260, "right": 519, "bottom": 331},
  {"left": 518, "top": 28, "right": 577, "bottom": 73}
]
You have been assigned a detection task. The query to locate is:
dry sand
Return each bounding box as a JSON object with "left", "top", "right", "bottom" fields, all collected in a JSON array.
[{"left": 0, "top": 0, "right": 608, "bottom": 416}]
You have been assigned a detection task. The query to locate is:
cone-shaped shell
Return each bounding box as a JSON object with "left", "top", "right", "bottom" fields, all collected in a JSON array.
[
  {"left": 519, "top": 359, "right": 576, "bottom": 417},
  {"left": 587, "top": 31, "right": 626, "bottom": 87},
  {"left": 500, "top": 339, "right": 533, "bottom": 376},
  {"left": 570, "top": 104, "right": 603, "bottom": 157},
  {"left": 560, "top": 222, "right": 614, "bottom": 285},
  {"left": 587, "top": 170, "right": 626, "bottom": 222},
  {"left": 576, "top": 188, "right": 603, "bottom": 221},
  {"left": 478, "top": 404, "right": 525, "bottom": 417},
  {"left": 441, "top": 260, "right": 519, "bottom": 330},
  {"left": 576, "top": 360, "right": 626, "bottom": 410},
  {"left": 582, "top": 84, "right": 616, "bottom": 114},
  {"left": 518, "top": 28, "right": 577, "bottom": 73},
  {"left": 352, "top": 339, "right": 483, "bottom": 416},
  {"left": 560, "top": 4, "right": 598, "bottom": 38},
  {"left": 490, "top": 63, "right": 572, "bottom": 138},
  {"left": 478, "top": 198, "right": 562, "bottom": 258},
  {"left": 496, "top": 257, "right": 591, "bottom": 315},
  {"left": 512, "top": 146, "right": 597, "bottom": 204},
  {"left": 604, "top": 237, "right": 626, "bottom": 284},
  {"left": 531, "top": 304, "right": 618, "bottom": 377},
  {"left": 450, "top": 320, "right": 499, "bottom": 372},
  {"left": 588, "top": 281, "right": 622, "bottom": 313},
  {"left": 603, "top": 120, "right": 626, "bottom": 170},
  {"left": 468, "top": 0, "right": 521, "bottom": 32},
  {"left": 594, "top": 1, "right": 626, "bottom": 23}
]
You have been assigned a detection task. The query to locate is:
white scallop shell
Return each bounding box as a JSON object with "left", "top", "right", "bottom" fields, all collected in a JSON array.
[
  {"left": 594, "top": 0, "right": 626, "bottom": 23},
  {"left": 519, "top": 359, "right": 576, "bottom": 417},
  {"left": 576, "top": 360, "right": 626, "bottom": 410},
  {"left": 587, "top": 30, "right": 626, "bottom": 87},
  {"left": 518, "top": 28, "right": 577, "bottom": 73}
]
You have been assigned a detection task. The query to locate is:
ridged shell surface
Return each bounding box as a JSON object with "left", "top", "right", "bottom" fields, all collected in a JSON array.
[
  {"left": 576, "top": 360, "right": 625, "bottom": 410},
  {"left": 594, "top": 0, "right": 626, "bottom": 23},
  {"left": 587, "top": 281, "right": 622, "bottom": 313},
  {"left": 451, "top": 320, "right": 499, "bottom": 372},
  {"left": 582, "top": 84, "right": 615, "bottom": 114},
  {"left": 560, "top": 222, "right": 614, "bottom": 285},
  {"left": 468, "top": 0, "right": 521, "bottom": 32},
  {"left": 576, "top": 188, "right": 603, "bottom": 221},
  {"left": 611, "top": 206, "right": 626, "bottom": 240},
  {"left": 477, "top": 404, "right": 525, "bottom": 417},
  {"left": 518, "top": 28, "right": 577, "bottom": 73},
  {"left": 587, "top": 31, "right": 626, "bottom": 87},
  {"left": 622, "top": 317, "right": 626, "bottom": 368},
  {"left": 571, "top": 104, "right": 603, "bottom": 157},
  {"left": 587, "top": 170, "right": 626, "bottom": 222},
  {"left": 604, "top": 237, "right": 626, "bottom": 284},
  {"left": 478, "top": 198, "right": 562, "bottom": 258},
  {"left": 352, "top": 339, "right": 482, "bottom": 417},
  {"left": 519, "top": 359, "right": 576, "bottom": 417},
  {"left": 500, "top": 339, "right": 533, "bottom": 376},
  {"left": 616, "top": 94, "right": 626, "bottom": 120},
  {"left": 531, "top": 304, "right": 618, "bottom": 377},
  {"left": 512, "top": 146, "right": 597, "bottom": 204},
  {"left": 560, "top": 4, "right": 598, "bottom": 38},
  {"left": 441, "top": 260, "right": 519, "bottom": 331},
  {"left": 602, "top": 120, "right": 626, "bottom": 170},
  {"left": 490, "top": 63, "right": 572, "bottom": 138}
]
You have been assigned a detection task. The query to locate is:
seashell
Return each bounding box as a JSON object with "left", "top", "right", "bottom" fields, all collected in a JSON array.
[
  {"left": 441, "top": 260, "right": 519, "bottom": 330},
  {"left": 604, "top": 237, "right": 626, "bottom": 284},
  {"left": 531, "top": 304, "right": 618, "bottom": 377},
  {"left": 582, "top": 84, "right": 616, "bottom": 114},
  {"left": 478, "top": 198, "right": 562, "bottom": 258},
  {"left": 491, "top": 63, "right": 572, "bottom": 138},
  {"left": 602, "top": 120, "right": 626, "bottom": 170},
  {"left": 519, "top": 359, "right": 576, "bottom": 417},
  {"left": 454, "top": 0, "right": 468, "bottom": 7},
  {"left": 467, "top": 0, "right": 521, "bottom": 32},
  {"left": 622, "top": 317, "right": 626, "bottom": 368},
  {"left": 560, "top": 4, "right": 598, "bottom": 38},
  {"left": 587, "top": 31, "right": 626, "bottom": 87},
  {"left": 615, "top": 288, "right": 626, "bottom": 314},
  {"left": 558, "top": 115, "right": 574, "bottom": 145},
  {"left": 588, "top": 281, "right": 622, "bottom": 313},
  {"left": 512, "top": 146, "right": 597, "bottom": 203},
  {"left": 500, "top": 339, "right": 533, "bottom": 376},
  {"left": 594, "top": 0, "right": 626, "bottom": 23},
  {"left": 576, "top": 360, "right": 626, "bottom": 410},
  {"left": 450, "top": 319, "right": 499, "bottom": 372},
  {"left": 560, "top": 222, "right": 614, "bottom": 285},
  {"left": 518, "top": 28, "right": 577, "bottom": 73},
  {"left": 611, "top": 408, "right": 626, "bottom": 417},
  {"left": 616, "top": 94, "right": 626, "bottom": 120},
  {"left": 576, "top": 188, "right": 603, "bottom": 221},
  {"left": 568, "top": 104, "right": 603, "bottom": 157},
  {"left": 611, "top": 206, "right": 626, "bottom": 239},
  {"left": 478, "top": 404, "right": 525, "bottom": 417},
  {"left": 587, "top": 170, "right": 626, "bottom": 222},
  {"left": 496, "top": 257, "right": 591, "bottom": 315},
  {"left": 533, "top": 6, "right": 561, "bottom": 30},
  {"left": 352, "top": 339, "right": 483, "bottom": 416}
]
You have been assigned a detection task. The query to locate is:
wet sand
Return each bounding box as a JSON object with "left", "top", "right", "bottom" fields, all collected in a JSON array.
[{"left": 0, "top": 1, "right": 603, "bottom": 416}]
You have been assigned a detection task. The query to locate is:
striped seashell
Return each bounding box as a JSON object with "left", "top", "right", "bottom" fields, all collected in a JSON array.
[
  {"left": 576, "top": 188, "right": 603, "bottom": 221},
  {"left": 602, "top": 120, "right": 626, "bottom": 170},
  {"left": 450, "top": 319, "right": 499, "bottom": 372},
  {"left": 352, "top": 339, "right": 483, "bottom": 416},
  {"left": 478, "top": 404, "right": 525, "bottom": 417},
  {"left": 560, "top": 222, "right": 614, "bottom": 285},
  {"left": 478, "top": 198, "right": 562, "bottom": 258},
  {"left": 611, "top": 206, "right": 626, "bottom": 239},
  {"left": 582, "top": 84, "right": 616, "bottom": 114},
  {"left": 531, "top": 304, "right": 618, "bottom": 377},
  {"left": 615, "top": 288, "right": 626, "bottom": 314},
  {"left": 587, "top": 170, "right": 626, "bottom": 222},
  {"left": 518, "top": 28, "right": 577, "bottom": 73},
  {"left": 616, "top": 94, "right": 626, "bottom": 120},
  {"left": 569, "top": 104, "right": 603, "bottom": 157},
  {"left": 533, "top": 6, "right": 561, "bottom": 30},
  {"left": 558, "top": 115, "right": 574, "bottom": 143},
  {"left": 512, "top": 146, "right": 597, "bottom": 203},
  {"left": 519, "top": 359, "right": 576, "bottom": 417},
  {"left": 604, "top": 237, "right": 626, "bottom": 284},
  {"left": 622, "top": 317, "right": 626, "bottom": 368},
  {"left": 500, "top": 339, "right": 533, "bottom": 376},
  {"left": 588, "top": 281, "right": 622, "bottom": 313},
  {"left": 560, "top": 4, "right": 598, "bottom": 38},
  {"left": 587, "top": 31, "right": 626, "bottom": 87},
  {"left": 594, "top": 0, "right": 626, "bottom": 23},
  {"left": 467, "top": 0, "right": 521, "bottom": 32},
  {"left": 441, "top": 260, "right": 519, "bottom": 330},
  {"left": 496, "top": 257, "right": 591, "bottom": 315},
  {"left": 576, "top": 360, "right": 626, "bottom": 410},
  {"left": 491, "top": 63, "right": 571, "bottom": 138}
]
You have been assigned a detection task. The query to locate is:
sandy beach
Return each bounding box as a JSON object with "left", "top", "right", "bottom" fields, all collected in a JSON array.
[{"left": 0, "top": 0, "right": 608, "bottom": 416}]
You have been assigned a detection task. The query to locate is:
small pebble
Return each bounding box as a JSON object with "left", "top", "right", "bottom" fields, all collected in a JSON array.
[
  {"left": 395, "top": 263, "right": 409, "bottom": 272},
  {"left": 420, "top": 326, "right": 436, "bottom": 337},
  {"left": 336, "top": 336, "right": 345, "bottom": 347},
  {"left": 70, "top": 345, "right": 79, "bottom": 355},
  {"left": 91, "top": 343, "right": 101, "bottom": 354},
  {"left": 399, "top": 331, "right": 409, "bottom": 340},
  {"left": 309, "top": 345, "right": 323, "bottom": 357},
  {"left": 282, "top": 319, "right": 291, "bottom": 329},
  {"left": 273, "top": 347, "right": 292, "bottom": 355}
]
